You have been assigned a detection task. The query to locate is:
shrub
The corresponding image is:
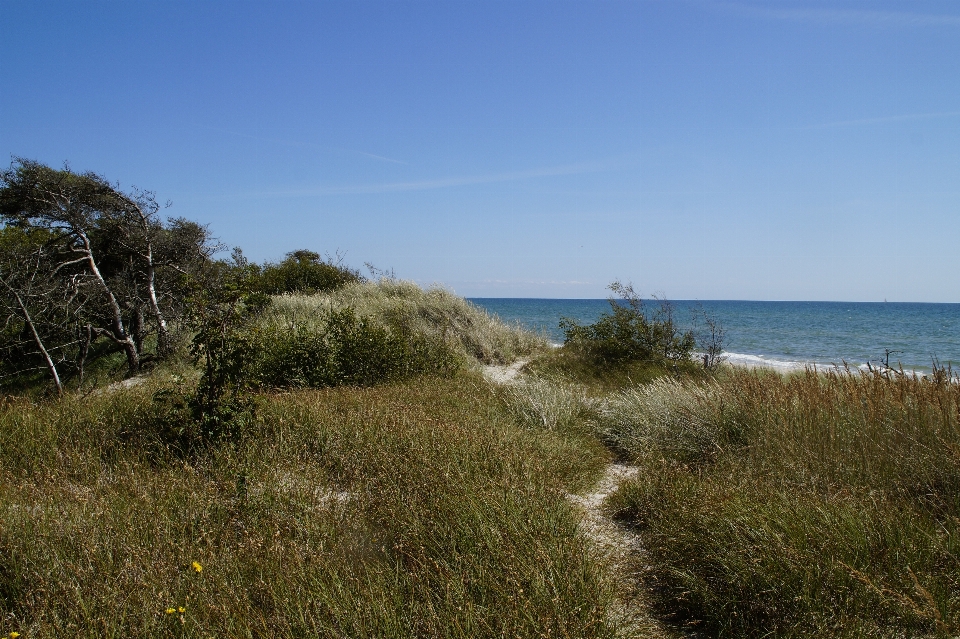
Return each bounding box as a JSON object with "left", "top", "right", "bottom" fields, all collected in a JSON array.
[
  {"left": 256, "top": 250, "right": 362, "bottom": 295},
  {"left": 180, "top": 249, "right": 268, "bottom": 444},
  {"left": 243, "top": 307, "right": 461, "bottom": 389},
  {"left": 560, "top": 282, "right": 695, "bottom": 368}
]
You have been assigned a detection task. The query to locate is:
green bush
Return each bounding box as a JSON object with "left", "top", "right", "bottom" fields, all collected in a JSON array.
[
  {"left": 160, "top": 303, "right": 460, "bottom": 452},
  {"left": 243, "top": 307, "right": 461, "bottom": 389},
  {"left": 163, "top": 277, "right": 535, "bottom": 452},
  {"left": 256, "top": 250, "right": 362, "bottom": 295},
  {"left": 560, "top": 282, "right": 694, "bottom": 367}
]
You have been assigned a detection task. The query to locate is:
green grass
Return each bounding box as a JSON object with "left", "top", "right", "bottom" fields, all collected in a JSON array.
[
  {"left": 0, "top": 371, "right": 618, "bottom": 637},
  {"left": 9, "top": 277, "right": 955, "bottom": 639},
  {"left": 603, "top": 367, "right": 960, "bottom": 637},
  {"left": 269, "top": 279, "right": 548, "bottom": 366},
  {"left": 524, "top": 347, "right": 694, "bottom": 395}
]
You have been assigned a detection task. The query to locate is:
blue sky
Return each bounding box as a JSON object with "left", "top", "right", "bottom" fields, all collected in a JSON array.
[{"left": 2, "top": 1, "right": 959, "bottom": 301}]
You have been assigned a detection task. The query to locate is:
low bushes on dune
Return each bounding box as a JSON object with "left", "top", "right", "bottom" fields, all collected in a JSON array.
[
  {"left": 154, "top": 278, "right": 547, "bottom": 449},
  {"left": 239, "top": 306, "right": 460, "bottom": 389},
  {"left": 228, "top": 278, "right": 547, "bottom": 392}
]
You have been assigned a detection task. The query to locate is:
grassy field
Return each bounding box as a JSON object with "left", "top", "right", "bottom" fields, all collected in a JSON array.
[
  {"left": 0, "top": 284, "right": 622, "bottom": 637},
  {"left": 3, "top": 281, "right": 958, "bottom": 637},
  {"left": 0, "top": 372, "right": 618, "bottom": 637}
]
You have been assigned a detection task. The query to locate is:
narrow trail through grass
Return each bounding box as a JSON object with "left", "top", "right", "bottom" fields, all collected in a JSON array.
[
  {"left": 567, "top": 464, "right": 676, "bottom": 639},
  {"left": 14, "top": 278, "right": 950, "bottom": 636},
  {"left": 482, "top": 359, "right": 676, "bottom": 638}
]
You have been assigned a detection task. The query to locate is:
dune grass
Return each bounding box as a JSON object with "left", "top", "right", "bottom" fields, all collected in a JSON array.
[
  {"left": 269, "top": 279, "right": 548, "bottom": 366},
  {"left": 603, "top": 367, "right": 960, "bottom": 637},
  {"left": 0, "top": 370, "right": 621, "bottom": 638},
  {"left": 524, "top": 348, "right": 693, "bottom": 395},
  {"left": 9, "top": 274, "right": 956, "bottom": 638}
]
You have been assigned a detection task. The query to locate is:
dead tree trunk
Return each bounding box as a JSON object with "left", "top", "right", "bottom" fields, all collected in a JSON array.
[
  {"left": 1, "top": 276, "right": 62, "bottom": 394},
  {"left": 76, "top": 230, "right": 140, "bottom": 373}
]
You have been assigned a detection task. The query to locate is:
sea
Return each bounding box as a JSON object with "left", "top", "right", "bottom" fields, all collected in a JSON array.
[{"left": 467, "top": 299, "right": 960, "bottom": 375}]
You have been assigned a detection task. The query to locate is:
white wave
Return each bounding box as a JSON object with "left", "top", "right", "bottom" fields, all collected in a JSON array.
[
  {"left": 723, "top": 352, "right": 934, "bottom": 378},
  {"left": 721, "top": 352, "right": 813, "bottom": 373}
]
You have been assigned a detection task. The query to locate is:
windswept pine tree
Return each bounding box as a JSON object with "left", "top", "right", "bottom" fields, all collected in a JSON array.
[{"left": 0, "top": 158, "right": 219, "bottom": 388}]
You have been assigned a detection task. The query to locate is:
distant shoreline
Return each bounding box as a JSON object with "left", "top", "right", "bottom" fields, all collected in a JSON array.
[{"left": 470, "top": 298, "right": 960, "bottom": 375}]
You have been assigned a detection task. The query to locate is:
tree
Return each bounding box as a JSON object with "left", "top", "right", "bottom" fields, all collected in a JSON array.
[
  {"left": 96, "top": 192, "right": 220, "bottom": 358},
  {"left": 692, "top": 303, "right": 726, "bottom": 370},
  {"left": 0, "top": 159, "right": 144, "bottom": 371},
  {"left": 0, "top": 227, "right": 74, "bottom": 392},
  {"left": 0, "top": 158, "right": 218, "bottom": 381}
]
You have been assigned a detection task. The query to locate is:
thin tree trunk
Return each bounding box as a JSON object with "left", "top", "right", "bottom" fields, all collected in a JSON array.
[
  {"left": 77, "top": 323, "right": 92, "bottom": 386},
  {"left": 2, "top": 280, "right": 62, "bottom": 394},
  {"left": 132, "top": 303, "right": 145, "bottom": 355},
  {"left": 77, "top": 230, "right": 139, "bottom": 373},
  {"left": 132, "top": 206, "right": 171, "bottom": 359},
  {"left": 145, "top": 260, "right": 171, "bottom": 357}
]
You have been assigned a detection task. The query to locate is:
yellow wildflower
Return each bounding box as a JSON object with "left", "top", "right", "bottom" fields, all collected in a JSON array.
[
  {"left": 178, "top": 606, "right": 186, "bottom": 613},
  {"left": 11, "top": 633, "right": 21, "bottom": 638},
  {"left": 165, "top": 608, "right": 175, "bottom": 614},
  {"left": 191, "top": 561, "right": 203, "bottom": 573}
]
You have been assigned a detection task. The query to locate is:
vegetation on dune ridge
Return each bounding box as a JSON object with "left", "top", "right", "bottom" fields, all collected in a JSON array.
[
  {"left": 268, "top": 278, "right": 548, "bottom": 366},
  {"left": 255, "top": 249, "right": 363, "bottom": 296}
]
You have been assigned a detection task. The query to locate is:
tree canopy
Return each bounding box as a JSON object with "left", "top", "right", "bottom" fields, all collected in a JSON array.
[{"left": 0, "top": 158, "right": 219, "bottom": 389}]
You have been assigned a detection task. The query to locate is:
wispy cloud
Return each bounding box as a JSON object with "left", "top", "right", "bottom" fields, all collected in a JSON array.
[
  {"left": 192, "top": 123, "right": 406, "bottom": 164},
  {"left": 711, "top": 1, "right": 960, "bottom": 27},
  {"left": 244, "top": 160, "right": 614, "bottom": 197},
  {"left": 803, "top": 110, "right": 960, "bottom": 129},
  {"left": 350, "top": 150, "right": 406, "bottom": 164}
]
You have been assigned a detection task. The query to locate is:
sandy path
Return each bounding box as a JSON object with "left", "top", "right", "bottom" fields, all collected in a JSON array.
[
  {"left": 569, "top": 464, "right": 676, "bottom": 638},
  {"left": 480, "top": 358, "right": 528, "bottom": 384}
]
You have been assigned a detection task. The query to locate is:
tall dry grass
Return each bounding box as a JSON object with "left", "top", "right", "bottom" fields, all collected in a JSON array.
[
  {"left": 0, "top": 372, "right": 617, "bottom": 637},
  {"left": 604, "top": 368, "right": 960, "bottom": 637},
  {"left": 497, "top": 377, "right": 596, "bottom": 434},
  {"left": 269, "top": 279, "right": 548, "bottom": 366}
]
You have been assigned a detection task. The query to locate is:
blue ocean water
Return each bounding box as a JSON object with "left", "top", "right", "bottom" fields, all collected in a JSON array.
[{"left": 468, "top": 298, "right": 960, "bottom": 374}]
